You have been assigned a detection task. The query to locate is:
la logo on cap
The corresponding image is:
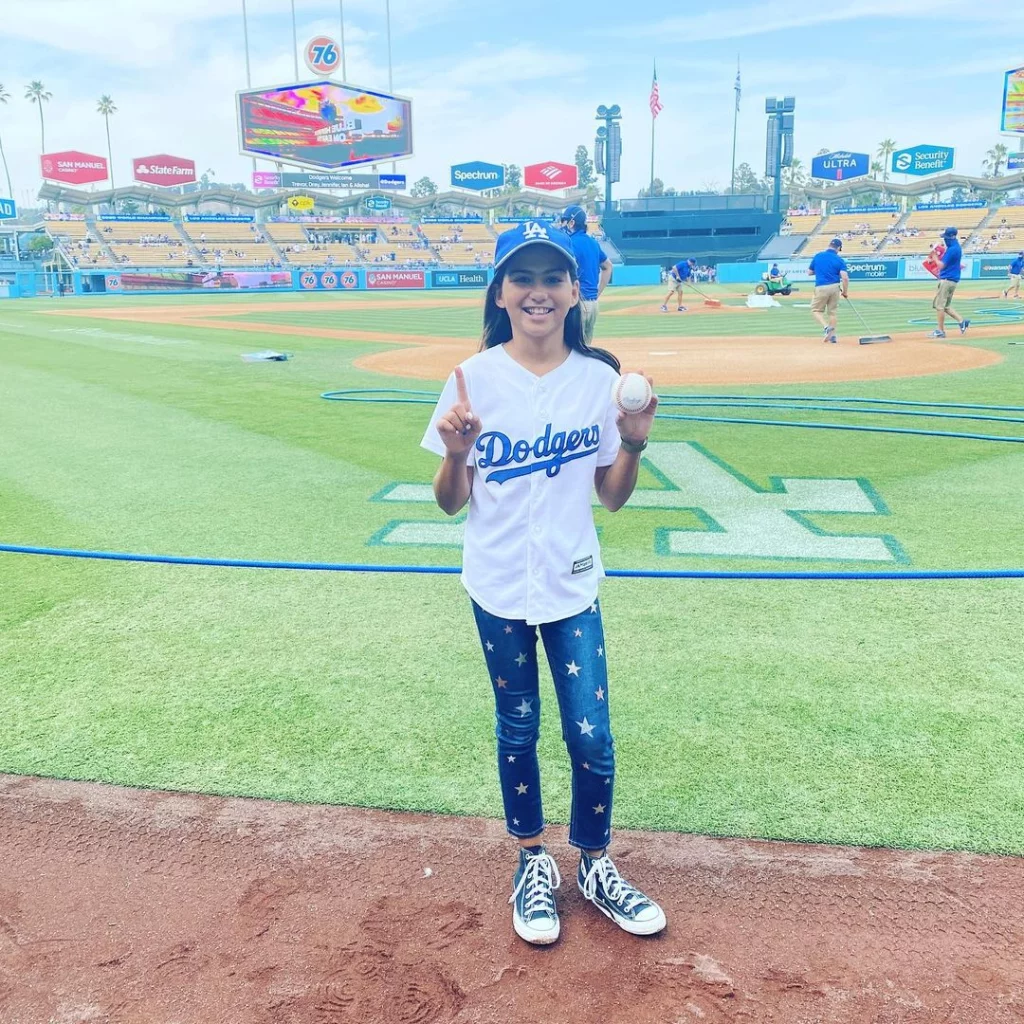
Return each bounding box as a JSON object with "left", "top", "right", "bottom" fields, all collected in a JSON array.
[{"left": 523, "top": 222, "right": 548, "bottom": 240}]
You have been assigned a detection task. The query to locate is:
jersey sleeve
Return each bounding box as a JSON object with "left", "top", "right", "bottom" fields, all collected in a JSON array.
[
  {"left": 420, "top": 370, "right": 475, "bottom": 465},
  {"left": 838, "top": 256, "right": 849, "bottom": 272},
  {"left": 597, "top": 381, "right": 623, "bottom": 467}
]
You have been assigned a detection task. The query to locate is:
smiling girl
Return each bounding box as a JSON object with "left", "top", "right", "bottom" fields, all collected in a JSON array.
[{"left": 421, "top": 221, "right": 664, "bottom": 946}]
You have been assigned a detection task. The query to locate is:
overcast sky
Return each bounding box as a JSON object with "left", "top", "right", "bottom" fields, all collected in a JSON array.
[{"left": 1, "top": 0, "right": 1022, "bottom": 207}]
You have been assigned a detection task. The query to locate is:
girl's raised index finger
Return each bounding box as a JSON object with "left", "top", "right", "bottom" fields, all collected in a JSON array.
[{"left": 454, "top": 365, "right": 471, "bottom": 407}]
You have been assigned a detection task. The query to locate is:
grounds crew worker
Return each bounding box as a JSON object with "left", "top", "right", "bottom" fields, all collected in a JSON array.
[
  {"left": 559, "top": 205, "right": 612, "bottom": 343},
  {"left": 808, "top": 237, "right": 849, "bottom": 343}
]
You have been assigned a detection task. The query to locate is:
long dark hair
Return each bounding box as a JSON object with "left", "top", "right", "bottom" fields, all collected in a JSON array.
[{"left": 481, "top": 257, "right": 620, "bottom": 372}]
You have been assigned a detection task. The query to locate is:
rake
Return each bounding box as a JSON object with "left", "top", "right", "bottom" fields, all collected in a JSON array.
[
  {"left": 686, "top": 281, "right": 722, "bottom": 308},
  {"left": 845, "top": 297, "right": 892, "bottom": 344}
]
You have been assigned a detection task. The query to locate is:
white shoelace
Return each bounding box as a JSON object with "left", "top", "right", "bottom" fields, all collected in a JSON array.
[
  {"left": 581, "top": 856, "right": 647, "bottom": 914},
  {"left": 509, "top": 851, "right": 561, "bottom": 919}
]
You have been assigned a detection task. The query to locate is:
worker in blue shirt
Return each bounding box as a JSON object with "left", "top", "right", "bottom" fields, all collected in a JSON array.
[
  {"left": 930, "top": 227, "right": 969, "bottom": 338},
  {"left": 559, "top": 205, "right": 612, "bottom": 342},
  {"left": 661, "top": 258, "right": 697, "bottom": 312},
  {"left": 807, "top": 238, "right": 849, "bottom": 343},
  {"left": 769, "top": 262, "right": 782, "bottom": 280},
  {"left": 1004, "top": 252, "right": 1024, "bottom": 300}
]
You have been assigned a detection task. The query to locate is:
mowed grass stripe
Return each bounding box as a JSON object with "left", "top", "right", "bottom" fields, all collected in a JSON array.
[
  {"left": 0, "top": 566, "right": 1021, "bottom": 853},
  {"left": 2, "top": 291, "right": 1022, "bottom": 853}
]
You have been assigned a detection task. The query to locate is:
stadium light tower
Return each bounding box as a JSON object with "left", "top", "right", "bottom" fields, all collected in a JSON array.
[
  {"left": 595, "top": 104, "right": 622, "bottom": 215},
  {"left": 764, "top": 96, "right": 795, "bottom": 214}
]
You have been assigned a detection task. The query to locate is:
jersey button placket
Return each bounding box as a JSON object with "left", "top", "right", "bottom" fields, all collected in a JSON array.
[{"left": 527, "top": 381, "right": 548, "bottom": 620}]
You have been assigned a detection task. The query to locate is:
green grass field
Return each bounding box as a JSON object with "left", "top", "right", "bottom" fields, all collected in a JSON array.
[{"left": 1, "top": 283, "right": 1022, "bottom": 854}]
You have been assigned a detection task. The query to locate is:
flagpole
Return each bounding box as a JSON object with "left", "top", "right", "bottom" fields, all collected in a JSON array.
[
  {"left": 649, "top": 60, "right": 657, "bottom": 196},
  {"left": 242, "top": 0, "right": 256, "bottom": 176},
  {"left": 650, "top": 114, "right": 655, "bottom": 197},
  {"left": 730, "top": 56, "right": 740, "bottom": 194}
]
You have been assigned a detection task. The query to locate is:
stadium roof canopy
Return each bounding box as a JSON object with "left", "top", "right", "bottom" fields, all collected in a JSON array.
[{"left": 38, "top": 182, "right": 586, "bottom": 215}]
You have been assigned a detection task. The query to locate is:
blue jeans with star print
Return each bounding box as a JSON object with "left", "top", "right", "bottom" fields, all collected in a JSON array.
[{"left": 470, "top": 597, "right": 614, "bottom": 852}]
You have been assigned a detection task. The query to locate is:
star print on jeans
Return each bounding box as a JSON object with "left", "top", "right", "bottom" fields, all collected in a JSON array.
[
  {"left": 516, "top": 783, "right": 528, "bottom": 795},
  {"left": 516, "top": 698, "right": 533, "bottom": 717},
  {"left": 485, "top": 641, "right": 494, "bottom": 652},
  {"left": 496, "top": 676, "right": 508, "bottom": 688},
  {"left": 593, "top": 803, "right": 606, "bottom": 814},
  {"left": 507, "top": 754, "right": 516, "bottom": 763},
  {"left": 566, "top": 660, "right": 581, "bottom": 677},
  {"left": 576, "top": 716, "right": 595, "bottom": 737},
  {"left": 504, "top": 625, "right": 513, "bottom": 634},
  {"left": 597, "top": 646, "right": 604, "bottom": 657},
  {"left": 595, "top": 686, "right": 605, "bottom": 701},
  {"left": 515, "top": 652, "right": 528, "bottom": 666},
  {"left": 573, "top": 628, "right": 583, "bottom": 638}
]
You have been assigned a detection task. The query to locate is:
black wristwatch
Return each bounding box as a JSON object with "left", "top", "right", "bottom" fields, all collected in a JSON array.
[{"left": 620, "top": 437, "right": 648, "bottom": 454}]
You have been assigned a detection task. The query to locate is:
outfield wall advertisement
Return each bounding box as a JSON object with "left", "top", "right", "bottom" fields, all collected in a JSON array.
[
  {"left": 103, "top": 270, "right": 292, "bottom": 292},
  {"left": 717, "top": 257, "right": 993, "bottom": 284}
]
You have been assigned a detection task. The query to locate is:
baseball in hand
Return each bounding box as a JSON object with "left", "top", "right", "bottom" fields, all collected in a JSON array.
[{"left": 612, "top": 372, "right": 653, "bottom": 414}]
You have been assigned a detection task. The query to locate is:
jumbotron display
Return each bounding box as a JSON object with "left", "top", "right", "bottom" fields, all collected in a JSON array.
[{"left": 237, "top": 79, "right": 413, "bottom": 169}]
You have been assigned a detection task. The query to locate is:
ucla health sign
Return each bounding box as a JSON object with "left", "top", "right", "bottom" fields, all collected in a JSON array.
[
  {"left": 892, "top": 145, "right": 954, "bottom": 176},
  {"left": 451, "top": 161, "right": 504, "bottom": 191},
  {"left": 810, "top": 151, "right": 869, "bottom": 181}
]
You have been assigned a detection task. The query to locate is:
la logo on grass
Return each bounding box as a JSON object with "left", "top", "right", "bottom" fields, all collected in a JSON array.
[{"left": 369, "top": 442, "right": 905, "bottom": 564}]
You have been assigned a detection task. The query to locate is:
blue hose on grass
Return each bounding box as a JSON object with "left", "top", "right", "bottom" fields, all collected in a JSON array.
[
  {"left": 2, "top": 545, "right": 1023, "bottom": 581},
  {"left": 320, "top": 390, "right": 1024, "bottom": 444}
]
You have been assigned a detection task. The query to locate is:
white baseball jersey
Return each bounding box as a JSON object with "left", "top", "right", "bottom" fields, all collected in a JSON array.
[{"left": 422, "top": 344, "right": 622, "bottom": 625}]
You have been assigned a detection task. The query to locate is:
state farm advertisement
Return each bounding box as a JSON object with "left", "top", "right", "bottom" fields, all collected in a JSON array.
[
  {"left": 133, "top": 154, "right": 196, "bottom": 187},
  {"left": 40, "top": 150, "right": 108, "bottom": 186},
  {"left": 524, "top": 161, "right": 578, "bottom": 191},
  {"left": 366, "top": 269, "right": 425, "bottom": 289}
]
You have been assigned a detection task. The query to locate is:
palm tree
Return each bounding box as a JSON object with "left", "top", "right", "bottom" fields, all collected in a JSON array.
[
  {"left": 781, "top": 157, "right": 807, "bottom": 192},
  {"left": 877, "top": 138, "right": 896, "bottom": 185},
  {"left": 983, "top": 143, "right": 1009, "bottom": 178},
  {"left": 870, "top": 160, "right": 884, "bottom": 180},
  {"left": 25, "top": 80, "right": 52, "bottom": 154},
  {"left": 97, "top": 95, "right": 117, "bottom": 188},
  {"left": 0, "top": 84, "right": 12, "bottom": 199}
]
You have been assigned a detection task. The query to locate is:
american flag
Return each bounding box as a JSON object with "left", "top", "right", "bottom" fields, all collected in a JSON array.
[{"left": 650, "top": 64, "right": 663, "bottom": 119}]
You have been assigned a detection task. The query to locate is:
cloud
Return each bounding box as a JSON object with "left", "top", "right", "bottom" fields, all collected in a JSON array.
[{"left": 607, "top": 0, "right": 1004, "bottom": 43}]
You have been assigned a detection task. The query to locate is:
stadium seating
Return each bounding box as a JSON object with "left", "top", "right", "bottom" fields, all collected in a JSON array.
[
  {"left": 880, "top": 207, "right": 989, "bottom": 254},
  {"left": 781, "top": 215, "right": 822, "bottom": 236},
  {"left": 45, "top": 218, "right": 109, "bottom": 268}
]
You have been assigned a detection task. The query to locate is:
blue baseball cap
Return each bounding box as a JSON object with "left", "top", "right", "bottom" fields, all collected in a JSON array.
[
  {"left": 494, "top": 221, "right": 577, "bottom": 272},
  {"left": 942, "top": 226, "right": 958, "bottom": 238},
  {"left": 830, "top": 237, "right": 843, "bottom": 249}
]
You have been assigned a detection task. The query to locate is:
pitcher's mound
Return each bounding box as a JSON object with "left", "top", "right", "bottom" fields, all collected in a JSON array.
[{"left": 357, "top": 334, "right": 1001, "bottom": 385}]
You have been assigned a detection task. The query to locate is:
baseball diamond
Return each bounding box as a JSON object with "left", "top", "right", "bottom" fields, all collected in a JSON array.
[{"left": 2, "top": 7, "right": 1023, "bottom": 1021}]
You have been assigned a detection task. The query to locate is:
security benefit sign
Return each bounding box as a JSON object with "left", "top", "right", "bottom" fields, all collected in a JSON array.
[
  {"left": 811, "top": 151, "right": 869, "bottom": 181},
  {"left": 892, "top": 145, "right": 955, "bottom": 175}
]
